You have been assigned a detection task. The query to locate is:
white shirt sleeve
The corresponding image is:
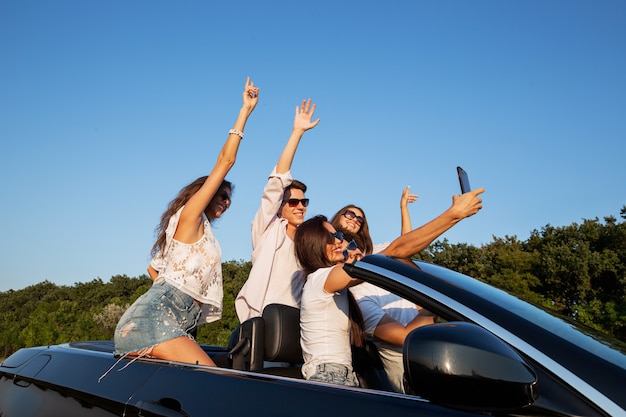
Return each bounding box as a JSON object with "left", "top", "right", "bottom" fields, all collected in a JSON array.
[{"left": 251, "top": 166, "right": 292, "bottom": 250}]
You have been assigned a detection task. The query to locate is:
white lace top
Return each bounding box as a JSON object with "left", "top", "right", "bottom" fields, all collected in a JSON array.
[{"left": 150, "top": 206, "right": 223, "bottom": 324}]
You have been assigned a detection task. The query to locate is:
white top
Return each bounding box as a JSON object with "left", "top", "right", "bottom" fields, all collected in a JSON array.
[
  {"left": 350, "top": 281, "right": 421, "bottom": 393},
  {"left": 235, "top": 167, "right": 304, "bottom": 322},
  {"left": 350, "top": 282, "right": 419, "bottom": 338},
  {"left": 357, "top": 243, "right": 419, "bottom": 337},
  {"left": 300, "top": 266, "right": 353, "bottom": 379},
  {"left": 150, "top": 206, "right": 223, "bottom": 324},
  {"left": 372, "top": 241, "right": 391, "bottom": 254},
  {"left": 262, "top": 237, "right": 303, "bottom": 306}
]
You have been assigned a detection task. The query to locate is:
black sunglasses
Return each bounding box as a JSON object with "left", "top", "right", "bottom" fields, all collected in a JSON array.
[
  {"left": 342, "top": 209, "right": 364, "bottom": 225},
  {"left": 328, "top": 231, "right": 344, "bottom": 243},
  {"left": 342, "top": 240, "right": 359, "bottom": 262},
  {"left": 285, "top": 198, "right": 310, "bottom": 207},
  {"left": 219, "top": 190, "right": 231, "bottom": 201}
]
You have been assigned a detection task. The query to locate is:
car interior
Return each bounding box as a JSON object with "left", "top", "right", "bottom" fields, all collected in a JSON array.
[
  {"left": 226, "top": 303, "right": 394, "bottom": 391},
  {"left": 66, "top": 258, "right": 439, "bottom": 394},
  {"left": 69, "top": 302, "right": 393, "bottom": 391}
]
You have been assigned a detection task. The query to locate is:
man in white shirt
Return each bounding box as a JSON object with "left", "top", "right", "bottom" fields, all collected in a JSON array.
[{"left": 235, "top": 99, "right": 320, "bottom": 322}]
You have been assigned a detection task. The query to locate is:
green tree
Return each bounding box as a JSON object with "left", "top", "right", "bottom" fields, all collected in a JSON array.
[
  {"left": 196, "top": 260, "right": 251, "bottom": 346},
  {"left": 1, "top": 207, "right": 625, "bottom": 357}
]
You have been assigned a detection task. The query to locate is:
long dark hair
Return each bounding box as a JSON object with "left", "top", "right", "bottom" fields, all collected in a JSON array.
[
  {"left": 294, "top": 215, "right": 366, "bottom": 347},
  {"left": 330, "top": 204, "right": 374, "bottom": 255},
  {"left": 151, "top": 177, "right": 232, "bottom": 258},
  {"left": 294, "top": 215, "right": 332, "bottom": 276}
]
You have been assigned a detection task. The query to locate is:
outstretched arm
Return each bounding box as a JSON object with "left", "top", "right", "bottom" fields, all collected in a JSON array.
[
  {"left": 382, "top": 187, "right": 485, "bottom": 258},
  {"left": 276, "top": 99, "right": 320, "bottom": 174},
  {"left": 400, "top": 186, "right": 418, "bottom": 234},
  {"left": 251, "top": 99, "right": 320, "bottom": 243},
  {"left": 176, "top": 77, "right": 260, "bottom": 243}
]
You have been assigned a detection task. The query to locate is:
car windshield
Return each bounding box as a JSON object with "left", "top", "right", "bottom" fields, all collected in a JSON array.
[{"left": 414, "top": 260, "right": 626, "bottom": 365}]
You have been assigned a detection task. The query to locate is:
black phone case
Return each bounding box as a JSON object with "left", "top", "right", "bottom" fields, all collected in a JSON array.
[{"left": 457, "top": 166, "right": 471, "bottom": 193}]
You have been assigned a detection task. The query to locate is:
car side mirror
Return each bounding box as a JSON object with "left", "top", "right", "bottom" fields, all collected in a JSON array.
[{"left": 403, "top": 322, "right": 537, "bottom": 412}]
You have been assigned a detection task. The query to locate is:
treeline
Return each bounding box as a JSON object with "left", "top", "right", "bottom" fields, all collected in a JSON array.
[
  {"left": 0, "top": 262, "right": 251, "bottom": 359},
  {"left": 415, "top": 207, "right": 626, "bottom": 341},
  {"left": 1, "top": 207, "right": 625, "bottom": 358}
]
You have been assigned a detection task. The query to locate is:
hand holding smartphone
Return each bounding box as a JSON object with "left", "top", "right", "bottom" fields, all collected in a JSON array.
[{"left": 457, "top": 166, "right": 471, "bottom": 194}]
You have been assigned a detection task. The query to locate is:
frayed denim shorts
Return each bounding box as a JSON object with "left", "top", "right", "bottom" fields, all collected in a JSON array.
[
  {"left": 307, "top": 363, "right": 359, "bottom": 387},
  {"left": 114, "top": 279, "right": 201, "bottom": 356}
]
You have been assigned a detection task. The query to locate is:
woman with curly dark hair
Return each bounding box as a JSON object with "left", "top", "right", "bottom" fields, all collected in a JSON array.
[{"left": 113, "top": 77, "right": 259, "bottom": 367}]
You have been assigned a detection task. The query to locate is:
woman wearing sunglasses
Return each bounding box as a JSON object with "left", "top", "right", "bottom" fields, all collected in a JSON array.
[
  {"left": 295, "top": 215, "right": 366, "bottom": 386},
  {"left": 330, "top": 186, "right": 418, "bottom": 255},
  {"left": 331, "top": 185, "right": 485, "bottom": 392},
  {"left": 235, "top": 99, "right": 320, "bottom": 322},
  {"left": 113, "top": 77, "right": 259, "bottom": 367}
]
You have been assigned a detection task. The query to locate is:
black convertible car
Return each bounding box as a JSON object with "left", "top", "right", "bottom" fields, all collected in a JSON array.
[{"left": 2, "top": 255, "right": 626, "bottom": 416}]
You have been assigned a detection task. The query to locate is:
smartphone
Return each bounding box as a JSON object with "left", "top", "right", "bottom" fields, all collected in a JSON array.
[{"left": 457, "top": 166, "right": 471, "bottom": 194}]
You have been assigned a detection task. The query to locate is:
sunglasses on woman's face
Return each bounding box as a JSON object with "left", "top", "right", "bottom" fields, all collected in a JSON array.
[
  {"left": 285, "top": 198, "right": 310, "bottom": 207},
  {"left": 328, "top": 231, "right": 344, "bottom": 243},
  {"left": 342, "top": 209, "right": 364, "bottom": 225},
  {"left": 342, "top": 240, "right": 359, "bottom": 261},
  {"left": 219, "top": 190, "right": 231, "bottom": 201}
]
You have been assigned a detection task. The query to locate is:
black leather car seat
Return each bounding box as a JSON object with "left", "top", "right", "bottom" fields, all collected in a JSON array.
[
  {"left": 259, "top": 303, "right": 303, "bottom": 377},
  {"left": 230, "top": 303, "right": 303, "bottom": 378}
]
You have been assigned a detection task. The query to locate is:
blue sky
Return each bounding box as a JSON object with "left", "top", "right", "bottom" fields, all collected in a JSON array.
[{"left": 1, "top": 1, "right": 624, "bottom": 292}]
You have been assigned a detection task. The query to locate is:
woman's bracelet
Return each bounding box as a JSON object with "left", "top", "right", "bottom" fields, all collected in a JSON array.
[{"left": 229, "top": 129, "right": 244, "bottom": 139}]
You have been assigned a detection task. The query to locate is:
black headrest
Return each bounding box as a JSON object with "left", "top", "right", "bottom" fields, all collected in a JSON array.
[{"left": 262, "top": 303, "right": 303, "bottom": 364}]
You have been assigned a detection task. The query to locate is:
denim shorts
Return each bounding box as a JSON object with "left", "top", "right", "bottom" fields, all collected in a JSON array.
[
  {"left": 307, "top": 363, "right": 359, "bottom": 387},
  {"left": 114, "top": 279, "right": 201, "bottom": 356}
]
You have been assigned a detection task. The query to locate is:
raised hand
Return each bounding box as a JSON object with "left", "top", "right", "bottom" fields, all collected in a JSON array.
[
  {"left": 293, "top": 98, "right": 321, "bottom": 132},
  {"left": 450, "top": 187, "right": 485, "bottom": 219},
  {"left": 400, "top": 186, "right": 418, "bottom": 234},
  {"left": 242, "top": 77, "right": 260, "bottom": 111},
  {"left": 401, "top": 186, "right": 419, "bottom": 208}
]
